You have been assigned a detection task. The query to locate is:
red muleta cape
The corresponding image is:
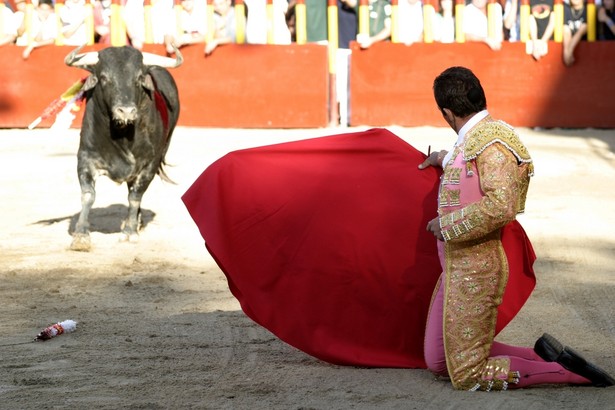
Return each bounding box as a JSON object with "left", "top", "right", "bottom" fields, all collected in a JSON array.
[{"left": 182, "top": 128, "right": 536, "bottom": 368}]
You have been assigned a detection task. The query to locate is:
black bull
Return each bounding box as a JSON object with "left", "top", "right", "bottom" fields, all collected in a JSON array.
[{"left": 65, "top": 46, "right": 182, "bottom": 251}]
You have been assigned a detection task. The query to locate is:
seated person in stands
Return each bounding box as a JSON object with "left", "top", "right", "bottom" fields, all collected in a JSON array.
[
  {"left": 17, "top": 0, "right": 58, "bottom": 59},
  {"left": 562, "top": 0, "right": 587, "bottom": 66},
  {"left": 357, "top": 0, "right": 391, "bottom": 49},
  {"left": 0, "top": 0, "right": 18, "bottom": 46},
  {"left": 434, "top": 0, "right": 455, "bottom": 43},
  {"left": 164, "top": 0, "right": 207, "bottom": 55},
  {"left": 205, "top": 0, "right": 237, "bottom": 55},
  {"left": 93, "top": 0, "right": 112, "bottom": 44},
  {"left": 463, "top": 0, "right": 503, "bottom": 50},
  {"left": 598, "top": 0, "right": 615, "bottom": 40},
  {"left": 59, "top": 0, "right": 89, "bottom": 46},
  {"left": 398, "top": 0, "right": 424, "bottom": 45},
  {"left": 503, "top": 0, "right": 520, "bottom": 42},
  {"left": 243, "top": 0, "right": 292, "bottom": 45},
  {"left": 527, "top": 0, "right": 555, "bottom": 61}
]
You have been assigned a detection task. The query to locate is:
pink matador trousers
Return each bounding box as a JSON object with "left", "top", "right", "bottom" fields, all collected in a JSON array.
[{"left": 424, "top": 266, "right": 590, "bottom": 389}]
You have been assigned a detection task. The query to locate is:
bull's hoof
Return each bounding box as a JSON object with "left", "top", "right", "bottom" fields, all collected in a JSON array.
[
  {"left": 70, "top": 233, "right": 92, "bottom": 252},
  {"left": 119, "top": 232, "right": 140, "bottom": 243}
]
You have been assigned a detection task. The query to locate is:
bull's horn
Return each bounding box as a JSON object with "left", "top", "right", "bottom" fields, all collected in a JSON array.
[
  {"left": 65, "top": 45, "right": 99, "bottom": 68},
  {"left": 142, "top": 45, "right": 183, "bottom": 68}
]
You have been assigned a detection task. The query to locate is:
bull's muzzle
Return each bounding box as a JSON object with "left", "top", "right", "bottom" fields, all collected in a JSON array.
[{"left": 113, "top": 105, "right": 138, "bottom": 125}]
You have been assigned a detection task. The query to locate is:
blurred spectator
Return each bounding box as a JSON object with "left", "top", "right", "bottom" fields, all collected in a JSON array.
[
  {"left": 463, "top": 0, "right": 502, "bottom": 50},
  {"left": 205, "top": 0, "right": 236, "bottom": 55},
  {"left": 274, "top": 0, "right": 292, "bottom": 44},
  {"left": 244, "top": 0, "right": 266, "bottom": 43},
  {"left": 93, "top": 0, "right": 144, "bottom": 47},
  {"left": 336, "top": 0, "right": 358, "bottom": 128},
  {"left": 93, "top": 0, "right": 112, "bottom": 44},
  {"left": 338, "top": 0, "right": 358, "bottom": 48},
  {"left": 503, "top": 0, "right": 520, "bottom": 41},
  {"left": 12, "top": 0, "right": 27, "bottom": 43},
  {"left": 0, "top": 0, "right": 18, "bottom": 46},
  {"left": 305, "top": 0, "right": 327, "bottom": 43},
  {"left": 356, "top": 0, "right": 391, "bottom": 49},
  {"left": 562, "top": 0, "right": 587, "bottom": 66},
  {"left": 397, "top": 0, "right": 424, "bottom": 45},
  {"left": 527, "top": 0, "right": 555, "bottom": 60},
  {"left": 434, "top": 0, "right": 455, "bottom": 42},
  {"left": 60, "top": 0, "right": 89, "bottom": 46},
  {"left": 164, "top": 0, "right": 207, "bottom": 54},
  {"left": 123, "top": 0, "right": 173, "bottom": 48},
  {"left": 598, "top": 0, "right": 615, "bottom": 40},
  {"left": 244, "top": 0, "right": 291, "bottom": 44},
  {"left": 282, "top": 0, "right": 357, "bottom": 46},
  {"left": 18, "top": 0, "right": 57, "bottom": 59},
  {"left": 286, "top": 0, "right": 296, "bottom": 40}
]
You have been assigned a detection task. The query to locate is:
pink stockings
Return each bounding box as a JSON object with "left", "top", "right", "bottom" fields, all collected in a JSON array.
[{"left": 424, "top": 275, "right": 590, "bottom": 388}]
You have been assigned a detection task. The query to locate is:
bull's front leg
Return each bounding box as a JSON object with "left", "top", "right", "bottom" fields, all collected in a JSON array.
[
  {"left": 121, "top": 170, "right": 156, "bottom": 242},
  {"left": 122, "top": 185, "right": 143, "bottom": 242},
  {"left": 71, "top": 169, "right": 96, "bottom": 251}
]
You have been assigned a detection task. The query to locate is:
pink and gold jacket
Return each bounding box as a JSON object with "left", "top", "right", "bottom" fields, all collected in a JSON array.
[{"left": 437, "top": 116, "right": 533, "bottom": 391}]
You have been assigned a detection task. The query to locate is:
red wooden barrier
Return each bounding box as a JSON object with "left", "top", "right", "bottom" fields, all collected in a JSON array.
[
  {"left": 350, "top": 41, "right": 615, "bottom": 128},
  {"left": 0, "top": 41, "right": 613, "bottom": 129},
  {"left": 0, "top": 43, "right": 329, "bottom": 129}
]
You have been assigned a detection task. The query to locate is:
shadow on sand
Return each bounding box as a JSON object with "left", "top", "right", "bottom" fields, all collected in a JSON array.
[{"left": 34, "top": 204, "right": 156, "bottom": 235}]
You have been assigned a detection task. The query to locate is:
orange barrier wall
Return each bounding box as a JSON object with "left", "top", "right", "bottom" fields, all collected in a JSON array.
[
  {"left": 0, "top": 43, "right": 329, "bottom": 129},
  {"left": 0, "top": 41, "right": 614, "bottom": 129},
  {"left": 350, "top": 41, "right": 615, "bottom": 128}
]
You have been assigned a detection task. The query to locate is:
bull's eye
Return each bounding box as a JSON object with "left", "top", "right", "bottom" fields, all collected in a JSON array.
[{"left": 99, "top": 73, "right": 109, "bottom": 84}]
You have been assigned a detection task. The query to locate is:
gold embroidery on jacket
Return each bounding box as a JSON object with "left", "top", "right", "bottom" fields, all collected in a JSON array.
[
  {"left": 440, "top": 144, "right": 525, "bottom": 243},
  {"left": 439, "top": 187, "right": 461, "bottom": 208},
  {"left": 463, "top": 118, "right": 533, "bottom": 213},
  {"left": 464, "top": 119, "right": 532, "bottom": 169},
  {"left": 443, "top": 167, "right": 462, "bottom": 185},
  {"left": 443, "top": 233, "right": 514, "bottom": 391},
  {"left": 436, "top": 118, "right": 533, "bottom": 391},
  {"left": 448, "top": 190, "right": 460, "bottom": 206},
  {"left": 439, "top": 189, "right": 448, "bottom": 207},
  {"left": 466, "top": 161, "right": 475, "bottom": 177}
]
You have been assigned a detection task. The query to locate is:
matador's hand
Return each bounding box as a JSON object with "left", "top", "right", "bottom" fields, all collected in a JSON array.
[
  {"left": 418, "top": 151, "right": 443, "bottom": 170},
  {"left": 426, "top": 217, "right": 444, "bottom": 241}
]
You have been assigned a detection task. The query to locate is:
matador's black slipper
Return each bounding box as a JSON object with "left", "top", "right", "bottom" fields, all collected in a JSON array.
[{"left": 534, "top": 333, "right": 615, "bottom": 387}]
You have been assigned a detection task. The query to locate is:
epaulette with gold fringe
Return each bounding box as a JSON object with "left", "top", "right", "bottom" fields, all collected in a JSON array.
[{"left": 464, "top": 119, "right": 534, "bottom": 176}]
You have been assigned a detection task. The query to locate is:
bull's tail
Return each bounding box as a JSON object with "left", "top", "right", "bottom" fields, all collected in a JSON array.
[
  {"left": 157, "top": 121, "right": 177, "bottom": 184},
  {"left": 154, "top": 87, "right": 176, "bottom": 185},
  {"left": 158, "top": 160, "right": 177, "bottom": 185},
  {"left": 149, "top": 68, "right": 178, "bottom": 185}
]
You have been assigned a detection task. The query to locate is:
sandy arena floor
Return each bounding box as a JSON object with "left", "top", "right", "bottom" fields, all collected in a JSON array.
[{"left": 0, "top": 126, "right": 614, "bottom": 409}]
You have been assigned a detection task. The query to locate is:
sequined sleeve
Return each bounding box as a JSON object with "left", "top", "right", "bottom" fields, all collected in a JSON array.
[{"left": 440, "top": 143, "right": 520, "bottom": 242}]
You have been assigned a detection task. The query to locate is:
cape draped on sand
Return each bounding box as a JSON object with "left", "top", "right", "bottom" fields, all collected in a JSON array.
[{"left": 182, "top": 128, "right": 536, "bottom": 368}]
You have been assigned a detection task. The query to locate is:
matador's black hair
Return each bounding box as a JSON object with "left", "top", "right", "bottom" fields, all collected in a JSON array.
[{"left": 433, "top": 66, "right": 487, "bottom": 117}]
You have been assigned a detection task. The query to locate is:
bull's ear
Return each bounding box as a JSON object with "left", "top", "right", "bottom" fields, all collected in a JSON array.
[
  {"left": 142, "top": 73, "right": 155, "bottom": 92},
  {"left": 82, "top": 75, "right": 98, "bottom": 91}
]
